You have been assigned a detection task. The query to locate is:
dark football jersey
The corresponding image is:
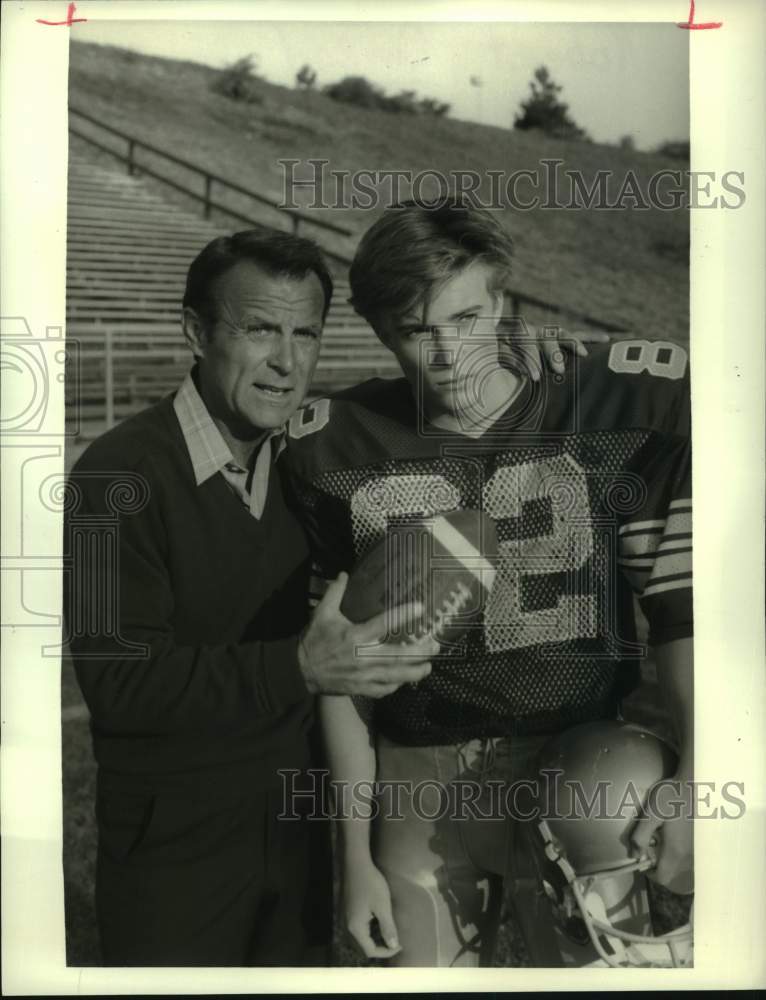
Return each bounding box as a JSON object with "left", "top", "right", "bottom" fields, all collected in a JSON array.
[{"left": 285, "top": 339, "right": 692, "bottom": 746}]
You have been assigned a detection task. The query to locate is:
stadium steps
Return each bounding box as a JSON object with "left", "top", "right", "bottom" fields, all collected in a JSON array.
[{"left": 66, "top": 154, "right": 398, "bottom": 438}]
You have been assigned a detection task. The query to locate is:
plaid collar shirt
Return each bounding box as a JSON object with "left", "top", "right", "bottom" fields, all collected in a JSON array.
[{"left": 173, "top": 369, "right": 286, "bottom": 520}]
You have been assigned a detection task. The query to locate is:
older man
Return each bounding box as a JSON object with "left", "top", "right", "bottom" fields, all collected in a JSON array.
[{"left": 65, "top": 229, "right": 437, "bottom": 967}]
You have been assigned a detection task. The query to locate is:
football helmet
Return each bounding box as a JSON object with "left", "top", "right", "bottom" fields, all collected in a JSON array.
[{"left": 532, "top": 719, "right": 693, "bottom": 968}]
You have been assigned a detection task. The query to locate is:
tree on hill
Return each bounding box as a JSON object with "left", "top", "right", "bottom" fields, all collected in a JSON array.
[
  {"left": 514, "top": 65, "right": 589, "bottom": 141},
  {"left": 655, "top": 139, "right": 690, "bottom": 160},
  {"left": 419, "top": 97, "right": 451, "bottom": 117},
  {"left": 296, "top": 64, "right": 317, "bottom": 90},
  {"left": 323, "top": 74, "right": 450, "bottom": 117},
  {"left": 323, "top": 75, "right": 382, "bottom": 108},
  {"left": 381, "top": 89, "right": 419, "bottom": 114},
  {"left": 211, "top": 55, "right": 263, "bottom": 104}
]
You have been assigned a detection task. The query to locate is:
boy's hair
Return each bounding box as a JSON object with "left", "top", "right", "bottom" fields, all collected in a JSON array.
[
  {"left": 349, "top": 197, "right": 514, "bottom": 331},
  {"left": 183, "top": 228, "right": 334, "bottom": 329}
]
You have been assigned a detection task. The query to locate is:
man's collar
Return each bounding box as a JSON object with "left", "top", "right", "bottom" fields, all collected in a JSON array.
[{"left": 173, "top": 368, "right": 286, "bottom": 486}]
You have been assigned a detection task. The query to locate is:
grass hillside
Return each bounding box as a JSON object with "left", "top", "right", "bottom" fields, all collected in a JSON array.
[{"left": 69, "top": 41, "right": 689, "bottom": 338}]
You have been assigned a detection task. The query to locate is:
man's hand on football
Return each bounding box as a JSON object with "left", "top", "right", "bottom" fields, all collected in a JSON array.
[
  {"left": 298, "top": 572, "right": 438, "bottom": 697},
  {"left": 517, "top": 327, "right": 611, "bottom": 381}
]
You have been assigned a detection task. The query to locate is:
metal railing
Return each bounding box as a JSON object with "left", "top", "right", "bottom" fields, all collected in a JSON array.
[
  {"left": 67, "top": 320, "right": 636, "bottom": 434},
  {"left": 69, "top": 107, "right": 630, "bottom": 334},
  {"left": 66, "top": 328, "right": 400, "bottom": 431},
  {"left": 69, "top": 106, "right": 354, "bottom": 262},
  {"left": 67, "top": 330, "right": 188, "bottom": 430}
]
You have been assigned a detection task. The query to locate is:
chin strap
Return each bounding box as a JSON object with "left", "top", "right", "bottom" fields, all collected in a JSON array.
[{"left": 538, "top": 819, "right": 693, "bottom": 968}]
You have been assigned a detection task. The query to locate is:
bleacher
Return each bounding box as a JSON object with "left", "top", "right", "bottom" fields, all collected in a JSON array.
[{"left": 66, "top": 154, "right": 398, "bottom": 438}]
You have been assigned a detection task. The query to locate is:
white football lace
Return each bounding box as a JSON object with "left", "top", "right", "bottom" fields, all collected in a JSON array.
[{"left": 432, "top": 580, "right": 473, "bottom": 636}]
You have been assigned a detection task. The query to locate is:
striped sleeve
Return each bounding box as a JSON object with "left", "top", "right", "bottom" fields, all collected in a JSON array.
[{"left": 618, "top": 433, "right": 692, "bottom": 645}]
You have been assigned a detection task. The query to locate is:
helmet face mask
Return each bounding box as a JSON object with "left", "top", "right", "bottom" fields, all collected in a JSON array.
[
  {"left": 530, "top": 720, "right": 693, "bottom": 969},
  {"left": 539, "top": 874, "right": 591, "bottom": 947}
]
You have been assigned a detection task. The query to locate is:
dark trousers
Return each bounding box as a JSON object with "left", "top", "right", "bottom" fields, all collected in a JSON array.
[{"left": 94, "top": 766, "right": 331, "bottom": 966}]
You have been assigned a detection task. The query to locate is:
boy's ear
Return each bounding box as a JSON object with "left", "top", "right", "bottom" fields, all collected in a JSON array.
[{"left": 182, "top": 307, "right": 208, "bottom": 360}]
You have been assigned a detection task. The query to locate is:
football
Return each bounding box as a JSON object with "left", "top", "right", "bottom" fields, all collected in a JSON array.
[{"left": 340, "top": 509, "right": 498, "bottom": 649}]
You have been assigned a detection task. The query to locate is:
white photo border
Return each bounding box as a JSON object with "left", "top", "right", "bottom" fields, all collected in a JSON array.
[{"left": 1, "top": 0, "right": 764, "bottom": 993}]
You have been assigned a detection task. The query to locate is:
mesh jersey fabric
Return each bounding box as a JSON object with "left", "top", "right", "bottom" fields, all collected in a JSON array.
[{"left": 285, "top": 340, "right": 692, "bottom": 746}]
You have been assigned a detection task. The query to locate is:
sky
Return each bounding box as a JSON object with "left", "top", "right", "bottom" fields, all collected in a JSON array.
[{"left": 74, "top": 19, "right": 689, "bottom": 151}]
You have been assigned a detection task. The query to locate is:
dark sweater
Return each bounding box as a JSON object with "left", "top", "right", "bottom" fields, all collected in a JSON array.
[{"left": 65, "top": 394, "right": 314, "bottom": 784}]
